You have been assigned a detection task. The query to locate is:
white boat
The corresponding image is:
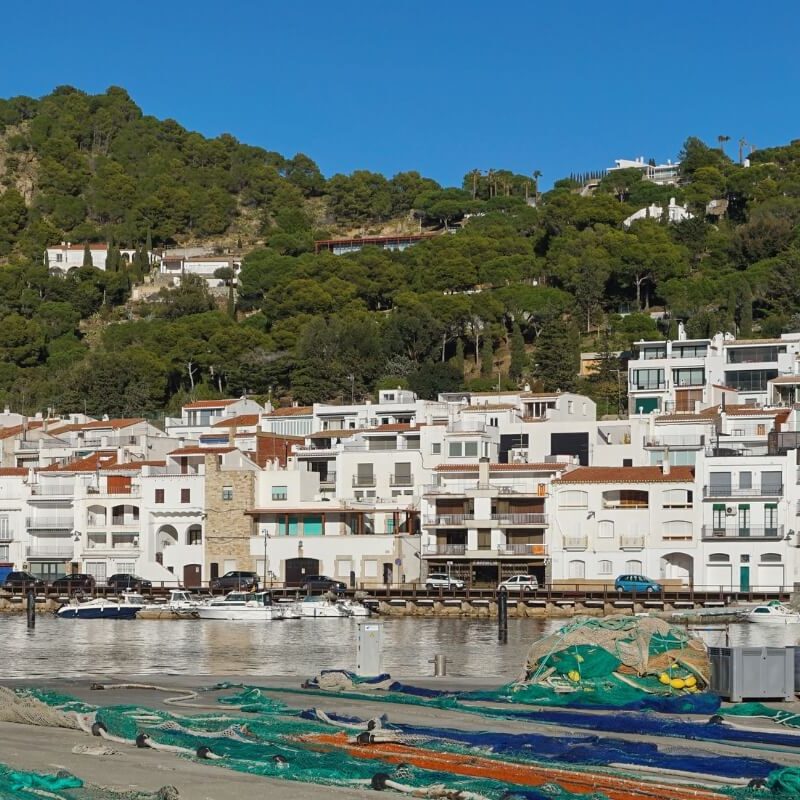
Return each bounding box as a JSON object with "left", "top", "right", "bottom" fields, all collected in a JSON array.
[
  {"left": 196, "top": 591, "right": 285, "bottom": 620},
  {"left": 298, "top": 595, "right": 371, "bottom": 618},
  {"left": 137, "top": 590, "right": 202, "bottom": 619},
  {"left": 745, "top": 602, "right": 800, "bottom": 624},
  {"left": 165, "top": 589, "right": 203, "bottom": 614},
  {"left": 57, "top": 596, "right": 140, "bottom": 620}
]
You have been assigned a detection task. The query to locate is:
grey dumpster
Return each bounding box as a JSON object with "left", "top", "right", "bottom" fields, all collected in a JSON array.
[{"left": 709, "top": 646, "right": 795, "bottom": 702}]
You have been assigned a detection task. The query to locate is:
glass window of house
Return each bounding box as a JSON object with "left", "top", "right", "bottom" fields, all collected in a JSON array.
[
  {"left": 464, "top": 441, "right": 478, "bottom": 457},
  {"left": 222, "top": 486, "right": 234, "bottom": 501},
  {"left": 272, "top": 486, "right": 288, "bottom": 501},
  {"left": 448, "top": 442, "right": 463, "bottom": 457}
]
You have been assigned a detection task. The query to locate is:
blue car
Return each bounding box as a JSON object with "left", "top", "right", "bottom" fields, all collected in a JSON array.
[{"left": 614, "top": 574, "right": 662, "bottom": 593}]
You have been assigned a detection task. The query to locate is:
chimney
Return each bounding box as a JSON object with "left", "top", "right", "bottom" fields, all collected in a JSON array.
[
  {"left": 662, "top": 448, "right": 671, "bottom": 476},
  {"left": 478, "top": 457, "right": 490, "bottom": 486}
]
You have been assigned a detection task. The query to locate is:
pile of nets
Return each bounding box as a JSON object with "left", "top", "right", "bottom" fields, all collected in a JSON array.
[{"left": 498, "top": 615, "right": 711, "bottom": 710}]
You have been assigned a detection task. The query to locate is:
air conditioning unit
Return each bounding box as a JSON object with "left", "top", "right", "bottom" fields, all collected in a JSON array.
[{"left": 726, "top": 506, "right": 736, "bottom": 516}]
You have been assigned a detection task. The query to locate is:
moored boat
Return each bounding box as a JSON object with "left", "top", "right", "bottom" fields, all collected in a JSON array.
[
  {"left": 196, "top": 590, "right": 285, "bottom": 620},
  {"left": 56, "top": 596, "right": 140, "bottom": 619},
  {"left": 744, "top": 601, "right": 800, "bottom": 624},
  {"left": 298, "top": 595, "right": 371, "bottom": 618}
]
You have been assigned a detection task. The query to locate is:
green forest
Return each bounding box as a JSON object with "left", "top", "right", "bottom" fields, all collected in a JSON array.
[{"left": 1, "top": 86, "right": 800, "bottom": 418}]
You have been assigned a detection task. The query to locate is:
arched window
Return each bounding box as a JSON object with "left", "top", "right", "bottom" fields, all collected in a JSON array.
[
  {"left": 559, "top": 490, "right": 588, "bottom": 509},
  {"left": 663, "top": 489, "right": 693, "bottom": 508},
  {"left": 597, "top": 520, "right": 614, "bottom": 538},
  {"left": 663, "top": 520, "right": 693, "bottom": 540},
  {"left": 568, "top": 560, "right": 585, "bottom": 579},
  {"left": 625, "top": 559, "right": 643, "bottom": 573},
  {"left": 598, "top": 559, "right": 613, "bottom": 575},
  {"left": 708, "top": 553, "right": 730, "bottom": 563},
  {"left": 760, "top": 552, "right": 782, "bottom": 563}
]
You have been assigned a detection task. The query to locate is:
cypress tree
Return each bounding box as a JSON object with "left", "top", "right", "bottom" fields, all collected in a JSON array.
[
  {"left": 227, "top": 281, "right": 236, "bottom": 319},
  {"left": 739, "top": 284, "right": 753, "bottom": 337},
  {"left": 145, "top": 229, "right": 152, "bottom": 263},
  {"left": 509, "top": 323, "right": 527, "bottom": 381},
  {"left": 534, "top": 318, "right": 579, "bottom": 392},
  {"left": 480, "top": 337, "right": 494, "bottom": 378},
  {"left": 451, "top": 338, "right": 465, "bottom": 378},
  {"left": 82, "top": 242, "right": 93, "bottom": 268}
]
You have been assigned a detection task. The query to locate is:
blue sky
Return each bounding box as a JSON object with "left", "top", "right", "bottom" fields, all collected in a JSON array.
[{"left": 3, "top": 1, "right": 799, "bottom": 188}]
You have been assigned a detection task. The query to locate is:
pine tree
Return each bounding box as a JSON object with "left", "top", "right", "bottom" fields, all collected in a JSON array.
[
  {"left": 534, "top": 318, "right": 579, "bottom": 392},
  {"left": 451, "top": 338, "right": 465, "bottom": 378},
  {"left": 480, "top": 337, "right": 494, "bottom": 378},
  {"left": 227, "top": 281, "right": 236, "bottom": 319},
  {"left": 724, "top": 286, "right": 737, "bottom": 335},
  {"left": 82, "top": 243, "right": 93, "bottom": 268},
  {"left": 589, "top": 330, "right": 623, "bottom": 416},
  {"left": 509, "top": 323, "right": 527, "bottom": 381},
  {"left": 145, "top": 229, "right": 152, "bottom": 264},
  {"left": 739, "top": 284, "right": 753, "bottom": 337}
]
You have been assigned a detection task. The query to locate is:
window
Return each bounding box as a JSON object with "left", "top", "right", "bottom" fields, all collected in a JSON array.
[
  {"left": 568, "top": 401, "right": 574, "bottom": 414},
  {"left": 85, "top": 562, "right": 107, "bottom": 581},
  {"left": 55, "top": 253, "right": 63, "bottom": 263},
  {"left": 477, "top": 530, "right": 491, "bottom": 550},
  {"left": 663, "top": 520, "right": 692, "bottom": 540},
  {"left": 672, "top": 343, "right": 708, "bottom": 358},
  {"left": 726, "top": 346, "right": 781, "bottom": 364},
  {"left": 672, "top": 367, "right": 704, "bottom": 386},
  {"left": 271, "top": 486, "right": 288, "bottom": 501},
  {"left": 631, "top": 368, "right": 665, "bottom": 390},
  {"left": 765, "top": 503, "right": 778, "bottom": 535},
  {"left": 187, "top": 527, "right": 202, "bottom": 545},
  {"left": 663, "top": 489, "right": 693, "bottom": 508},
  {"left": 597, "top": 520, "right": 614, "bottom": 538},
  {"left": 708, "top": 553, "right": 730, "bottom": 562},
  {"left": 222, "top": 486, "right": 234, "bottom": 501},
  {"left": 568, "top": 560, "right": 585, "bottom": 579},
  {"left": 761, "top": 552, "right": 782, "bottom": 563},
  {"left": 464, "top": 441, "right": 478, "bottom": 458},
  {"left": 363, "top": 559, "right": 378, "bottom": 578},
  {"left": 641, "top": 345, "right": 666, "bottom": 359},
  {"left": 432, "top": 443, "right": 441, "bottom": 455},
  {"left": 558, "top": 490, "right": 588, "bottom": 508},
  {"left": 448, "top": 442, "right": 462, "bottom": 457},
  {"left": 180, "top": 488, "right": 190, "bottom": 504},
  {"left": 738, "top": 504, "right": 750, "bottom": 535},
  {"left": 757, "top": 424, "right": 766, "bottom": 436},
  {"left": 155, "top": 489, "right": 164, "bottom": 504},
  {"left": 739, "top": 471, "right": 752, "bottom": 490},
  {"left": 115, "top": 562, "right": 135, "bottom": 575},
  {"left": 598, "top": 560, "right": 613, "bottom": 574},
  {"left": 723, "top": 369, "right": 778, "bottom": 392},
  {"left": 0, "top": 545, "right": 8, "bottom": 560},
  {"left": 625, "top": 559, "right": 643, "bottom": 573},
  {"left": 623, "top": 458, "right": 633, "bottom": 467},
  {"left": 337, "top": 559, "right": 353, "bottom": 578}
]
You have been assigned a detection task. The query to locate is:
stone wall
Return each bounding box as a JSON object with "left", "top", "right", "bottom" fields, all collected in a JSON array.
[{"left": 203, "top": 454, "right": 255, "bottom": 580}]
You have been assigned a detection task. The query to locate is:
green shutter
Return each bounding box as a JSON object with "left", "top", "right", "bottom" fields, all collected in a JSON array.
[
  {"left": 738, "top": 504, "right": 750, "bottom": 510},
  {"left": 712, "top": 504, "right": 725, "bottom": 511},
  {"left": 765, "top": 503, "right": 778, "bottom": 509}
]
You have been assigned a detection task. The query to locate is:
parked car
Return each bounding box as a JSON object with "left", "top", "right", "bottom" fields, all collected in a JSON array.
[
  {"left": 51, "top": 573, "right": 95, "bottom": 593},
  {"left": 497, "top": 574, "right": 539, "bottom": 592},
  {"left": 210, "top": 571, "right": 259, "bottom": 591},
  {"left": 614, "top": 574, "right": 662, "bottom": 593},
  {"left": 2, "top": 571, "right": 46, "bottom": 591},
  {"left": 301, "top": 575, "right": 346, "bottom": 593},
  {"left": 425, "top": 573, "right": 465, "bottom": 590},
  {"left": 106, "top": 573, "right": 152, "bottom": 592}
]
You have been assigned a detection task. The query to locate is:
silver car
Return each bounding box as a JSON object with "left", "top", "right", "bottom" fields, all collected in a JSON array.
[
  {"left": 425, "top": 573, "right": 465, "bottom": 590},
  {"left": 497, "top": 574, "right": 539, "bottom": 592}
]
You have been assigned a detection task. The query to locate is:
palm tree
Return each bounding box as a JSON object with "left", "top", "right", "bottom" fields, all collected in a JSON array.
[{"left": 717, "top": 135, "right": 730, "bottom": 157}]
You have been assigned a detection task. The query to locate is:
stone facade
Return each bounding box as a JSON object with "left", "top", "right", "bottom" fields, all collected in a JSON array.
[{"left": 203, "top": 454, "right": 256, "bottom": 580}]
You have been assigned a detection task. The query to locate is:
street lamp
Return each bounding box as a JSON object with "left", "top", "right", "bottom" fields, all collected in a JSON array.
[{"left": 262, "top": 530, "right": 270, "bottom": 586}]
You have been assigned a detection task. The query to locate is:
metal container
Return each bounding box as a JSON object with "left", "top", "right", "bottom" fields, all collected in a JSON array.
[{"left": 709, "top": 646, "right": 795, "bottom": 702}]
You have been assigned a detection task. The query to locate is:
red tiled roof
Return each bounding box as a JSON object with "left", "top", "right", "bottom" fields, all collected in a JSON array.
[
  {"left": 168, "top": 446, "right": 236, "bottom": 456},
  {"left": 50, "top": 244, "right": 108, "bottom": 251},
  {"left": 103, "top": 460, "right": 166, "bottom": 471},
  {"left": 0, "top": 421, "right": 44, "bottom": 440},
  {"left": 434, "top": 462, "right": 570, "bottom": 472},
  {"left": 554, "top": 466, "right": 694, "bottom": 484},
  {"left": 40, "top": 451, "right": 118, "bottom": 473},
  {"left": 0, "top": 467, "right": 28, "bottom": 476},
  {"left": 265, "top": 406, "right": 313, "bottom": 417},
  {"left": 309, "top": 429, "right": 361, "bottom": 439},
  {"left": 80, "top": 418, "right": 144, "bottom": 430},
  {"left": 183, "top": 399, "right": 238, "bottom": 409},
  {"left": 212, "top": 414, "right": 260, "bottom": 428}
]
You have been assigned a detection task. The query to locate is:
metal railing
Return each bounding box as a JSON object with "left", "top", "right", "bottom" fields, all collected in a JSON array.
[
  {"left": 703, "top": 485, "right": 783, "bottom": 498},
  {"left": 423, "top": 514, "right": 468, "bottom": 526},
  {"left": 423, "top": 544, "right": 466, "bottom": 555},
  {"left": 390, "top": 474, "right": 414, "bottom": 486},
  {"left": 563, "top": 536, "right": 588, "bottom": 549},
  {"left": 643, "top": 435, "right": 705, "bottom": 448},
  {"left": 497, "top": 543, "right": 548, "bottom": 556},
  {"left": 352, "top": 476, "right": 376, "bottom": 487},
  {"left": 701, "top": 525, "right": 784, "bottom": 539},
  {"left": 26, "top": 517, "right": 74, "bottom": 530},
  {"left": 620, "top": 535, "right": 646, "bottom": 549},
  {"left": 492, "top": 513, "right": 548, "bottom": 526}
]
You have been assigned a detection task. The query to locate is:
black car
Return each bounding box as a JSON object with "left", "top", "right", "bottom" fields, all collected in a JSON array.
[
  {"left": 210, "top": 571, "right": 259, "bottom": 591},
  {"left": 301, "top": 575, "right": 346, "bottom": 593},
  {"left": 51, "top": 573, "right": 95, "bottom": 593},
  {"left": 106, "top": 573, "right": 152, "bottom": 592},
  {"left": 2, "top": 571, "right": 46, "bottom": 591}
]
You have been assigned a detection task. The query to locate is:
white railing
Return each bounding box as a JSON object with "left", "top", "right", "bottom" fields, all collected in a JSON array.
[
  {"left": 29, "top": 484, "right": 73, "bottom": 496},
  {"left": 26, "top": 545, "right": 73, "bottom": 558},
  {"left": 563, "top": 536, "right": 588, "bottom": 549},
  {"left": 493, "top": 513, "right": 548, "bottom": 526},
  {"left": 26, "top": 517, "right": 74, "bottom": 529},
  {"left": 620, "top": 535, "right": 646, "bottom": 549},
  {"left": 497, "top": 543, "right": 548, "bottom": 556},
  {"left": 423, "top": 514, "right": 468, "bottom": 526}
]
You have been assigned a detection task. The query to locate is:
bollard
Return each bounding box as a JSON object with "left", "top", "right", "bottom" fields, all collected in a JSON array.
[
  {"left": 497, "top": 588, "right": 508, "bottom": 643},
  {"left": 428, "top": 654, "right": 448, "bottom": 676},
  {"left": 26, "top": 589, "right": 35, "bottom": 628}
]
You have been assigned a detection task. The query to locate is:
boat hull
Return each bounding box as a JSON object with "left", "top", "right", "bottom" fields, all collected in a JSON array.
[
  {"left": 57, "top": 606, "right": 139, "bottom": 620},
  {"left": 196, "top": 607, "right": 284, "bottom": 621}
]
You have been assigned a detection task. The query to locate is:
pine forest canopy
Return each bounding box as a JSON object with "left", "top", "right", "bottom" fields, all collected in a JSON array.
[{"left": 1, "top": 86, "right": 800, "bottom": 418}]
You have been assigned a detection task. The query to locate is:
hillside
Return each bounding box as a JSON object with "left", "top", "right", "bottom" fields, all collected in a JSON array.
[{"left": 2, "top": 86, "right": 800, "bottom": 418}]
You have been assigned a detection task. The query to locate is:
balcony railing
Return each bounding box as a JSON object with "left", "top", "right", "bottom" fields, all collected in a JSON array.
[
  {"left": 29, "top": 484, "right": 73, "bottom": 496},
  {"left": 390, "top": 474, "right": 414, "bottom": 486},
  {"left": 319, "top": 473, "right": 337, "bottom": 485},
  {"left": 352, "top": 476, "right": 376, "bottom": 487},
  {"left": 16, "top": 439, "right": 40, "bottom": 451},
  {"left": 26, "top": 545, "right": 74, "bottom": 558},
  {"left": 446, "top": 420, "right": 490, "bottom": 433},
  {"left": 701, "top": 525, "right": 784, "bottom": 540},
  {"left": 620, "top": 535, "right": 646, "bottom": 549},
  {"left": 630, "top": 382, "right": 666, "bottom": 391},
  {"left": 26, "top": 517, "right": 74, "bottom": 531},
  {"left": 423, "top": 514, "right": 468, "bottom": 526},
  {"left": 87, "top": 484, "right": 141, "bottom": 496},
  {"left": 703, "top": 485, "right": 783, "bottom": 499},
  {"left": 643, "top": 435, "right": 705, "bottom": 448},
  {"left": 563, "top": 536, "right": 588, "bottom": 550},
  {"left": 423, "top": 544, "right": 466, "bottom": 555},
  {"left": 497, "top": 543, "right": 548, "bottom": 556},
  {"left": 493, "top": 513, "right": 548, "bottom": 526}
]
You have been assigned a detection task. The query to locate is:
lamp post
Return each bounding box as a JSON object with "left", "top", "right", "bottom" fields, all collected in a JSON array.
[{"left": 262, "top": 530, "right": 270, "bottom": 587}]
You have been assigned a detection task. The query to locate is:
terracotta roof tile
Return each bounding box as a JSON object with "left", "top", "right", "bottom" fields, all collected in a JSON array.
[
  {"left": 0, "top": 467, "right": 28, "bottom": 476},
  {"left": 265, "top": 406, "right": 313, "bottom": 417},
  {"left": 212, "top": 414, "right": 260, "bottom": 428},
  {"left": 168, "top": 446, "right": 236, "bottom": 456},
  {"left": 554, "top": 466, "right": 694, "bottom": 484},
  {"left": 309, "top": 429, "right": 361, "bottom": 439},
  {"left": 434, "top": 462, "right": 570, "bottom": 472},
  {"left": 39, "top": 451, "right": 118, "bottom": 473},
  {"left": 79, "top": 418, "right": 144, "bottom": 430},
  {"left": 0, "top": 421, "right": 44, "bottom": 439},
  {"left": 183, "top": 399, "right": 238, "bottom": 409}
]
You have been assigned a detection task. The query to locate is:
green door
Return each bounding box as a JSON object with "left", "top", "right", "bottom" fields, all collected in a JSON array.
[
  {"left": 635, "top": 397, "right": 659, "bottom": 413},
  {"left": 739, "top": 565, "right": 750, "bottom": 592}
]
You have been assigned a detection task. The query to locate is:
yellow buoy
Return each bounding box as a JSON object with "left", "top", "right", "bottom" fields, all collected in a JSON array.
[
  {"left": 670, "top": 678, "right": 686, "bottom": 690},
  {"left": 658, "top": 673, "right": 671, "bottom": 685},
  {"left": 685, "top": 676, "right": 697, "bottom": 688},
  {"left": 567, "top": 670, "right": 581, "bottom": 683}
]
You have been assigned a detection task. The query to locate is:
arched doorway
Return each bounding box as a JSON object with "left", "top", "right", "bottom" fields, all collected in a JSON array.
[
  {"left": 156, "top": 525, "right": 179, "bottom": 565},
  {"left": 285, "top": 557, "right": 320, "bottom": 587},
  {"left": 659, "top": 552, "right": 694, "bottom": 584}
]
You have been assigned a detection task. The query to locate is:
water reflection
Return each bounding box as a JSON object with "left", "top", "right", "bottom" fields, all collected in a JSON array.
[{"left": 1, "top": 616, "right": 797, "bottom": 679}]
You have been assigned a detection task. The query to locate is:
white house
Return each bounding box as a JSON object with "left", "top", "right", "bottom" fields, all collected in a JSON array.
[
  {"left": 623, "top": 198, "right": 693, "bottom": 228},
  {"left": 608, "top": 157, "right": 681, "bottom": 185},
  {"left": 45, "top": 243, "right": 152, "bottom": 274},
  {"left": 159, "top": 255, "right": 241, "bottom": 287},
  {"left": 164, "top": 398, "right": 267, "bottom": 440}
]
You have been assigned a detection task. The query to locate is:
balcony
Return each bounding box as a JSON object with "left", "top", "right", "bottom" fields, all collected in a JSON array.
[
  {"left": 446, "top": 420, "right": 490, "bottom": 433},
  {"left": 703, "top": 485, "right": 783, "bottom": 499},
  {"left": 319, "top": 473, "right": 337, "bottom": 485},
  {"left": 16, "top": 439, "right": 40, "bottom": 451},
  {"left": 563, "top": 535, "right": 588, "bottom": 550},
  {"left": 29, "top": 484, "right": 72, "bottom": 496},
  {"left": 87, "top": 483, "right": 141, "bottom": 497},
  {"left": 26, "top": 545, "right": 74, "bottom": 559},
  {"left": 423, "top": 514, "right": 468, "bottom": 527},
  {"left": 620, "top": 535, "right": 646, "bottom": 550},
  {"left": 493, "top": 513, "right": 548, "bottom": 526},
  {"left": 701, "top": 525, "right": 784, "bottom": 540},
  {"left": 423, "top": 544, "right": 467, "bottom": 556},
  {"left": 390, "top": 474, "right": 414, "bottom": 486},
  {"left": 26, "top": 517, "right": 74, "bottom": 532},
  {"left": 643, "top": 435, "right": 704, "bottom": 449},
  {"left": 352, "top": 476, "right": 376, "bottom": 488},
  {"left": 629, "top": 382, "right": 666, "bottom": 392},
  {"left": 497, "top": 543, "right": 548, "bottom": 556}
]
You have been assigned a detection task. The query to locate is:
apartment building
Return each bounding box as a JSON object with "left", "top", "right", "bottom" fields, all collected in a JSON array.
[{"left": 164, "top": 398, "right": 266, "bottom": 440}]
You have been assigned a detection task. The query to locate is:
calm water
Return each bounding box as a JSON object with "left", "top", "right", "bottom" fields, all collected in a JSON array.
[{"left": 1, "top": 616, "right": 798, "bottom": 679}]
